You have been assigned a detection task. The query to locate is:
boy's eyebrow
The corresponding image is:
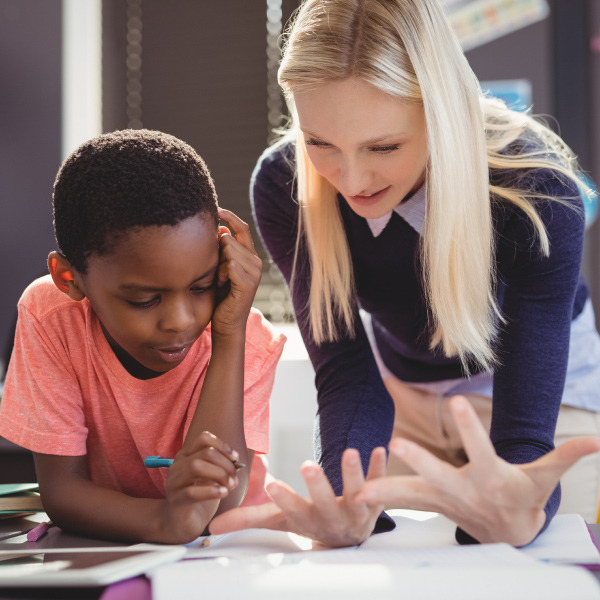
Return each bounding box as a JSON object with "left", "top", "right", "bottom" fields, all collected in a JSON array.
[{"left": 118, "top": 265, "right": 219, "bottom": 292}]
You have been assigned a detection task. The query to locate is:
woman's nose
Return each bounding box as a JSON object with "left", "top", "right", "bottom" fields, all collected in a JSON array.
[{"left": 337, "top": 156, "right": 373, "bottom": 197}]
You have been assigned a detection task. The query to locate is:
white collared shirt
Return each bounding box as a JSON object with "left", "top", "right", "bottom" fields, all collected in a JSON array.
[{"left": 365, "top": 185, "right": 426, "bottom": 237}]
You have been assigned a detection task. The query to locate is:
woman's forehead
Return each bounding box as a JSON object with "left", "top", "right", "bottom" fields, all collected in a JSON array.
[{"left": 294, "top": 77, "right": 424, "bottom": 142}]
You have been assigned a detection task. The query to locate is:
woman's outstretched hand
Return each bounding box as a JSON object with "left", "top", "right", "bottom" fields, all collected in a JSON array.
[
  {"left": 209, "top": 447, "right": 387, "bottom": 548},
  {"left": 355, "top": 395, "right": 600, "bottom": 546}
]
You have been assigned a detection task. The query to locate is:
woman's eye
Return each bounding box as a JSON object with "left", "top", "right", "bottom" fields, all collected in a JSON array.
[
  {"left": 370, "top": 144, "right": 400, "bottom": 153},
  {"left": 305, "top": 138, "right": 331, "bottom": 148},
  {"left": 126, "top": 297, "right": 159, "bottom": 309}
]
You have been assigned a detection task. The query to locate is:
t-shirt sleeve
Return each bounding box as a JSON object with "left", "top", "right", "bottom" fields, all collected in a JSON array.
[
  {"left": 251, "top": 144, "right": 396, "bottom": 500},
  {"left": 0, "top": 300, "right": 88, "bottom": 455},
  {"left": 243, "top": 309, "right": 286, "bottom": 454}
]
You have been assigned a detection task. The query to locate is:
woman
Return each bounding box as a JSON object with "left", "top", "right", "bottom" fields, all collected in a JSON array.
[{"left": 211, "top": 0, "right": 600, "bottom": 547}]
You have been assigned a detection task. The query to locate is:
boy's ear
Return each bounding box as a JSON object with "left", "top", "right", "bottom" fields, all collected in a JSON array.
[{"left": 47, "top": 251, "right": 85, "bottom": 301}]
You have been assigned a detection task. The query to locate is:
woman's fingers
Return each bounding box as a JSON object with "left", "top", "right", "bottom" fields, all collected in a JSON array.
[
  {"left": 209, "top": 502, "right": 287, "bottom": 534},
  {"left": 448, "top": 396, "right": 497, "bottom": 466},
  {"left": 218, "top": 207, "right": 257, "bottom": 255},
  {"left": 388, "top": 438, "right": 459, "bottom": 494},
  {"left": 524, "top": 436, "right": 600, "bottom": 493},
  {"left": 340, "top": 447, "right": 387, "bottom": 513},
  {"left": 341, "top": 449, "right": 367, "bottom": 501},
  {"left": 299, "top": 461, "right": 338, "bottom": 505},
  {"left": 365, "top": 446, "right": 388, "bottom": 481},
  {"left": 356, "top": 475, "right": 443, "bottom": 512}
]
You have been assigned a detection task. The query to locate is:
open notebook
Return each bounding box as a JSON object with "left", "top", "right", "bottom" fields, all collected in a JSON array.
[{"left": 150, "top": 511, "right": 600, "bottom": 600}]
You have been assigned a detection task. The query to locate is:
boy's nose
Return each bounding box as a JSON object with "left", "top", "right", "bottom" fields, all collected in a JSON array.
[{"left": 159, "top": 299, "right": 195, "bottom": 333}]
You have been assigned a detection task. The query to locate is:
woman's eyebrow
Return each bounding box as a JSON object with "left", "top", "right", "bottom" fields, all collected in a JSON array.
[{"left": 301, "top": 129, "right": 408, "bottom": 145}]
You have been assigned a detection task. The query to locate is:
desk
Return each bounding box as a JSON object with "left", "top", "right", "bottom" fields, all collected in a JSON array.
[
  {"left": 0, "top": 515, "right": 598, "bottom": 599},
  {"left": 0, "top": 514, "right": 129, "bottom": 600}
]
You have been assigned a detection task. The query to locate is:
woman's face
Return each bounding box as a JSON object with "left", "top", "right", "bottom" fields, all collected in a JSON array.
[{"left": 294, "top": 76, "right": 428, "bottom": 220}]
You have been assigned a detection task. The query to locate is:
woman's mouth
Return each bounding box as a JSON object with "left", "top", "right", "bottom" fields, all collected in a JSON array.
[{"left": 348, "top": 186, "right": 390, "bottom": 206}]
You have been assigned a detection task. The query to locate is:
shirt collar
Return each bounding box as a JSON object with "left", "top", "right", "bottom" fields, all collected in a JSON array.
[{"left": 365, "top": 184, "right": 426, "bottom": 237}]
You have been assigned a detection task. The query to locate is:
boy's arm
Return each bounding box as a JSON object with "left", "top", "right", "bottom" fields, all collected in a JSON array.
[
  {"left": 183, "top": 209, "right": 262, "bottom": 513},
  {"left": 34, "top": 428, "right": 240, "bottom": 544}
]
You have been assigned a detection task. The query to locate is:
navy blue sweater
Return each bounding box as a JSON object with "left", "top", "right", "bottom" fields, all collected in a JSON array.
[{"left": 251, "top": 141, "right": 588, "bottom": 539}]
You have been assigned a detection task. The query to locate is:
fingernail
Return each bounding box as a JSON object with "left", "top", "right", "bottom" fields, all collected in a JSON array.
[
  {"left": 218, "top": 486, "right": 228, "bottom": 495},
  {"left": 228, "top": 477, "right": 236, "bottom": 488},
  {"left": 230, "top": 449, "right": 239, "bottom": 461}
]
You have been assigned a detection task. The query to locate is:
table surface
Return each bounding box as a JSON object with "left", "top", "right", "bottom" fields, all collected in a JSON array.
[
  {"left": 0, "top": 514, "right": 128, "bottom": 599},
  {"left": 0, "top": 516, "right": 598, "bottom": 599}
]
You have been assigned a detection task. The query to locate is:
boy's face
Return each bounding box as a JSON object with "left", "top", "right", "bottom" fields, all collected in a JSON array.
[{"left": 78, "top": 214, "right": 219, "bottom": 379}]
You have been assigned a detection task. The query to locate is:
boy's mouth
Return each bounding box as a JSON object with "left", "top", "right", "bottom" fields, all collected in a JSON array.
[{"left": 153, "top": 344, "right": 190, "bottom": 363}]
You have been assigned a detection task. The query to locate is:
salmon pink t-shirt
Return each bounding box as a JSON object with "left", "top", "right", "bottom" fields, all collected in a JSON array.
[{"left": 0, "top": 276, "right": 285, "bottom": 502}]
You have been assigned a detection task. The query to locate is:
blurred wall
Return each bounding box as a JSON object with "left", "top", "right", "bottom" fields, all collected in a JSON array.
[
  {"left": 0, "top": 0, "right": 62, "bottom": 376},
  {"left": 466, "top": 1, "right": 600, "bottom": 322},
  {"left": 102, "top": 0, "right": 293, "bottom": 241}
]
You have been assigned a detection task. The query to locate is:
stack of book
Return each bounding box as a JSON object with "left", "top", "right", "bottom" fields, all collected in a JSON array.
[{"left": 0, "top": 483, "right": 43, "bottom": 517}]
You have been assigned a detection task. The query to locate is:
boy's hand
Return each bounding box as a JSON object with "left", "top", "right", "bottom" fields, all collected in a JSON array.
[
  {"left": 160, "top": 431, "right": 240, "bottom": 543},
  {"left": 212, "top": 208, "right": 262, "bottom": 338}
]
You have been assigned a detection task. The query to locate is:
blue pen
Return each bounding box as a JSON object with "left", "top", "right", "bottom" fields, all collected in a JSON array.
[
  {"left": 144, "top": 455, "right": 246, "bottom": 469},
  {"left": 144, "top": 456, "right": 174, "bottom": 468}
]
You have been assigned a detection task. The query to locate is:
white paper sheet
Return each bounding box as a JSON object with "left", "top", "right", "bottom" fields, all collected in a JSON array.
[
  {"left": 152, "top": 558, "right": 600, "bottom": 600},
  {"left": 151, "top": 511, "right": 600, "bottom": 600}
]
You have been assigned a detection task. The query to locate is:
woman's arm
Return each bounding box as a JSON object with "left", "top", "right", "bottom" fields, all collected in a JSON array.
[
  {"left": 250, "top": 145, "right": 395, "bottom": 542},
  {"left": 356, "top": 173, "right": 595, "bottom": 546},
  {"left": 487, "top": 172, "right": 588, "bottom": 534},
  {"left": 251, "top": 145, "right": 395, "bottom": 492}
]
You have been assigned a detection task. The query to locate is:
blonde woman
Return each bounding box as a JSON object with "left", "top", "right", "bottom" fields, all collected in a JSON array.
[{"left": 211, "top": 0, "right": 600, "bottom": 547}]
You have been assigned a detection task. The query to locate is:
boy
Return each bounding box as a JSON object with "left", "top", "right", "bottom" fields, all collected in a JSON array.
[{"left": 0, "top": 129, "right": 285, "bottom": 543}]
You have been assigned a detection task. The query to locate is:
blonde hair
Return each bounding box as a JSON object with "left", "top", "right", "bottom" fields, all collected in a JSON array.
[{"left": 279, "top": 0, "right": 590, "bottom": 372}]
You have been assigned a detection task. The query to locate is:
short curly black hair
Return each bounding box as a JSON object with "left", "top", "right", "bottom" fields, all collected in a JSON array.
[{"left": 53, "top": 129, "right": 218, "bottom": 273}]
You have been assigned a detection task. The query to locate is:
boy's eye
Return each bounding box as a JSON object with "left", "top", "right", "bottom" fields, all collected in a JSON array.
[
  {"left": 191, "top": 284, "right": 214, "bottom": 295},
  {"left": 126, "top": 297, "right": 159, "bottom": 309}
]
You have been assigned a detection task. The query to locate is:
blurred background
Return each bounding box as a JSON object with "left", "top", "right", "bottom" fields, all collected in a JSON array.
[{"left": 1, "top": 0, "right": 599, "bottom": 491}]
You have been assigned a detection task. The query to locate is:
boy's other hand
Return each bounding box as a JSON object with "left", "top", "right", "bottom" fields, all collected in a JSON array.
[
  {"left": 212, "top": 208, "right": 262, "bottom": 337},
  {"left": 160, "top": 431, "right": 240, "bottom": 543}
]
